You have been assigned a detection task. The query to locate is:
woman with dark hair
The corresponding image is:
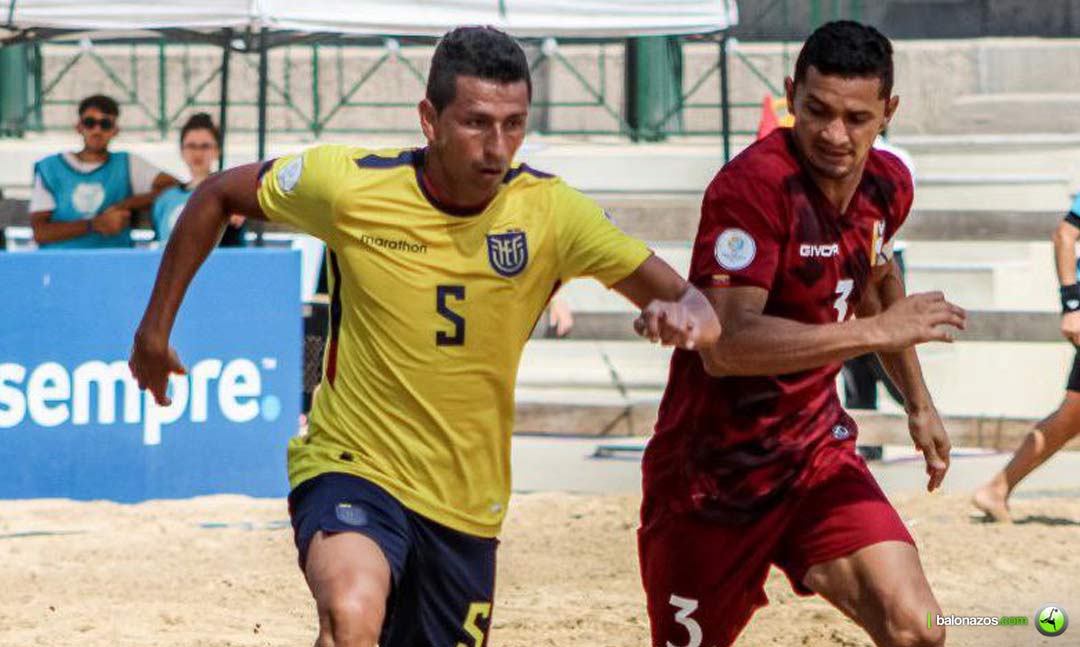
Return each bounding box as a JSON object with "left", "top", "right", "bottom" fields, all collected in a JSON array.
[{"left": 151, "top": 113, "right": 243, "bottom": 244}]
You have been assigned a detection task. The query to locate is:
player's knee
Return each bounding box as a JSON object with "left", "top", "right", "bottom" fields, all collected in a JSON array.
[
  {"left": 885, "top": 605, "right": 945, "bottom": 647},
  {"left": 313, "top": 609, "right": 336, "bottom": 647},
  {"left": 888, "top": 624, "right": 945, "bottom": 647},
  {"left": 319, "top": 584, "right": 384, "bottom": 647}
]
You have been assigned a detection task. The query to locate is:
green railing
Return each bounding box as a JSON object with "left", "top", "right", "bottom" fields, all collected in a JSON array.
[{"left": 0, "top": 0, "right": 863, "bottom": 142}]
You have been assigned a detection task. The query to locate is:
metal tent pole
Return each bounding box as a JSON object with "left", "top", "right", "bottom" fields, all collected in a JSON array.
[
  {"left": 719, "top": 33, "right": 732, "bottom": 163},
  {"left": 255, "top": 28, "right": 268, "bottom": 247},
  {"left": 217, "top": 28, "right": 232, "bottom": 172},
  {"left": 256, "top": 28, "right": 268, "bottom": 163}
]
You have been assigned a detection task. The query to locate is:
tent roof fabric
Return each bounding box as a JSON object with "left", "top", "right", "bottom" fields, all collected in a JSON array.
[
  {"left": 5, "top": 1, "right": 252, "bottom": 31},
  {"left": 4, "top": 0, "right": 738, "bottom": 38}
]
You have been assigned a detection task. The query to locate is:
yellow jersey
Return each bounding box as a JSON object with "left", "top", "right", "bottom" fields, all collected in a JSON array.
[{"left": 257, "top": 145, "right": 651, "bottom": 537}]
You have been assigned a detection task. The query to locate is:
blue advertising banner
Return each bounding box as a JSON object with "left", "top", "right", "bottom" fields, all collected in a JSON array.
[{"left": 0, "top": 249, "right": 302, "bottom": 501}]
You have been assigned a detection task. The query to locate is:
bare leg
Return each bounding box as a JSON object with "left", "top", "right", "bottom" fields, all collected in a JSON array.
[
  {"left": 973, "top": 391, "right": 1080, "bottom": 523},
  {"left": 803, "top": 541, "right": 944, "bottom": 647},
  {"left": 305, "top": 531, "right": 392, "bottom": 647}
]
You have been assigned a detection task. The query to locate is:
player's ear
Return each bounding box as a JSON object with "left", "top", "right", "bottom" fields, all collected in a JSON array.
[
  {"left": 784, "top": 77, "right": 796, "bottom": 116},
  {"left": 883, "top": 95, "right": 899, "bottom": 127},
  {"left": 418, "top": 98, "right": 437, "bottom": 143}
]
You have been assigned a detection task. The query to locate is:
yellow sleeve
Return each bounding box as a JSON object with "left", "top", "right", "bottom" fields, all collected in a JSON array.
[
  {"left": 554, "top": 181, "right": 652, "bottom": 286},
  {"left": 256, "top": 144, "right": 353, "bottom": 244}
]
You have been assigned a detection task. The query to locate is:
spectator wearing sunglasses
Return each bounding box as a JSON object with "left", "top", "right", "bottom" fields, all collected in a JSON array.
[
  {"left": 151, "top": 113, "right": 244, "bottom": 245},
  {"left": 29, "top": 94, "right": 178, "bottom": 249}
]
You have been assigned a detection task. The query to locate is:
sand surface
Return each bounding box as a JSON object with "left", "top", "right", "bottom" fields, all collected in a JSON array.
[{"left": 0, "top": 492, "right": 1077, "bottom": 646}]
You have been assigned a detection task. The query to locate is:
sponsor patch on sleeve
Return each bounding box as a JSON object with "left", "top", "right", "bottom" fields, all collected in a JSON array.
[
  {"left": 278, "top": 156, "right": 304, "bottom": 194},
  {"left": 871, "top": 220, "right": 893, "bottom": 266},
  {"left": 714, "top": 228, "right": 757, "bottom": 271}
]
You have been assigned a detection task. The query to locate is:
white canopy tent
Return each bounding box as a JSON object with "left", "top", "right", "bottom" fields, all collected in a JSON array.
[
  {"left": 4, "top": 0, "right": 738, "bottom": 38},
  {"left": 2, "top": 0, "right": 739, "bottom": 167},
  {"left": 258, "top": 1, "right": 738, "bottom": 38}
]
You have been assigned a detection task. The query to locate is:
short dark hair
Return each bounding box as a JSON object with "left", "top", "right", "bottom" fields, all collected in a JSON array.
[
  {"left": 426, "top": 26, "right": 532, "bottom": 112},
  {"left": 78, "top": 94, "right": 119, "bottom": 117},
  {"left": 794, "top": 21, "right": 894, "bottom": 98},
  {"left": 179, "top": 112, "right": 222, "bottom": 148}
]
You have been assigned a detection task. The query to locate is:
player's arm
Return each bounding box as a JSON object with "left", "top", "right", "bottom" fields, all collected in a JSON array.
[
  {"left": 614, "top": 255, "right": 721, "bottom": 351},
  {"left": 28, "top": 172, "right": 94, "bottom": 244},
  {"left": 109, "top": 171, "right": 180, "bottom": 214},
  {"left": 553, "top": 183, "right": 720, "bottom": 352},
  {"left": 697, "top": 286, "right": 876, "bottom": 375},
  {"left": 856, "top": 259, "right": 951, "bottom": 491},
  {"left": 130, "top": 163, "right": 266, "bottom": 405},
  {"left": 856, "top": 259, "right": 934, "bottom": 410},
  {"left": 95, "top": 167, "right": 181, "bottom": 236},
  {"left": 696, "top": 282, "right": 963, "bottom": 378},
  {"left": 1054, "top": 211, "right": 1080, "bottom": 344},
  {"left": 29, "top": 210, "right": 92, "bottom": 244}
]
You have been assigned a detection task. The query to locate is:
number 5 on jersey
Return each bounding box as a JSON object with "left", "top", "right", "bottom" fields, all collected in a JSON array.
[
  {"left": 455, "top": 602, "right": 491, "bottom": 647},
  {"left": 437, "top": 285, "right": 466, "bottom": 346}
]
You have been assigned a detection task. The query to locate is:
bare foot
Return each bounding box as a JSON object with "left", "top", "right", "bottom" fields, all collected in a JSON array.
[{"left": 972, "top": 483, "right": 1012, "bottom": 523}]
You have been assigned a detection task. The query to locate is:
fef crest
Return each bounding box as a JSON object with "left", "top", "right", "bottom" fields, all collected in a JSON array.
[{"left": 486, "top": 231, "right": 528, "bottom": 277}]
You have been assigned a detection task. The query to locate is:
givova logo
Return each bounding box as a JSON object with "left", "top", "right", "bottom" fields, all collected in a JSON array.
[{"left": 0, "top": 358, "right": 283, "bottom": 445}]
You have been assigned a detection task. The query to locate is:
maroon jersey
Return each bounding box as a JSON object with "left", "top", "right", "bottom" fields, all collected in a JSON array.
[{"left": 643, "top": 129, "right": 913, "bottom": 523}]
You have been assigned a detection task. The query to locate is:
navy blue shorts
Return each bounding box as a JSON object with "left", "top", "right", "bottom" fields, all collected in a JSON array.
[
  {"left": 1068, "top": 350, "right": 1080, "bottom": 392},
  {"left": 288, "top": 472, "right": 497, "bottom": 647}
]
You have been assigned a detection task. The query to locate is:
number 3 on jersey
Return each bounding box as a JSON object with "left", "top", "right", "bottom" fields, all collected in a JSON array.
[
  {"left": 834, "top": 278, "right": 854, "bottom": 322},
  {"left": 667, "top": 595, "right": 703, "bottom": 647},
  {"left": 437, "top": 285, "right": 465, "bottom": 346}
]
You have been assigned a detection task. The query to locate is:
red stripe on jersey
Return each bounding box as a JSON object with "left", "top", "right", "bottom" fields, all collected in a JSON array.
[
  {"left": 325, "top": 251, "right": 343, "bottom": 387},
  {"left": 255, "top": 158, "right": 276, "bottom": 188}
]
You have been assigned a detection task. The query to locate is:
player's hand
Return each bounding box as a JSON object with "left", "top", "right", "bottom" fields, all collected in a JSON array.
[
  {"left": 1061, "top": 311, "right": 1080, "bottom": 346},
  {"left": 907, "top": 405, "right": 951, "bottom": 492},
  {"left": 92, "top": 207, "right": 131, "bottom": 236},
  {"left": 129, "top": 331, "right": 187, "bottom": 406},
  {"left": 874, "top": 291, "right": 966, "bottom": 353},
  {"left": 634, "top": 297, "right": 721, "bottom": 351},
  {"left": 548, "top": 298, "right": 575, "bottom": 338}
]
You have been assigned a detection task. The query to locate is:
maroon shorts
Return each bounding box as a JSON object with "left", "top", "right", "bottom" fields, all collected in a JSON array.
[{"left": 638, "top": 445, "right": 914, "bottom": 647}]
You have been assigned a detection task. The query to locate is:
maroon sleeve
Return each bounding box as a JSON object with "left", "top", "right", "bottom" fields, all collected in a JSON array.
[
  {"left": 690, "top": 171, "right": 786, "bottom": 291},
  {"left": 877, "top": 150, "right": 915, "bottom": 238}
]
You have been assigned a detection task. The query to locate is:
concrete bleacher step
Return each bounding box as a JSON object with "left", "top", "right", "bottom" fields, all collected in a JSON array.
[
  {"left": 3, "top": 135, "right": 1078, "bottom": 207},
  {"left": 517, "top": 340, "right": 671, "bottom": 390},
  {"left": 904, "top": 259, "right": 1028, "bottom": 310},
  {"left": 2, "top": 196, "right": 1067, "bottom": 244},
  {"left": 517, "top": 331, "right": 1073, "bottom": 423},
  {"left": 513, "top": 393, "right": 1080, "bottom": 453},
  {"left": 940, "top": 93, "right": 1080, "bottom": 135},
  {"left": 605, "top": 206, "right": 1067, "bottom": 244}
]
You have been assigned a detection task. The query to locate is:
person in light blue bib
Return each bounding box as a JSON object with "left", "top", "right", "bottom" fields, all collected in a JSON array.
[
  {"left": 29, "top": 94, "right": 178, "bottom": 249},
  {"left": 151, "top": 183, "right": 194, "bottom": 243},
  {"left": 151, "top": 113, "right": 245, "bottom": 246},
  {"left": 974, "top": 189, "right": 1080, "bottom": 522}
]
